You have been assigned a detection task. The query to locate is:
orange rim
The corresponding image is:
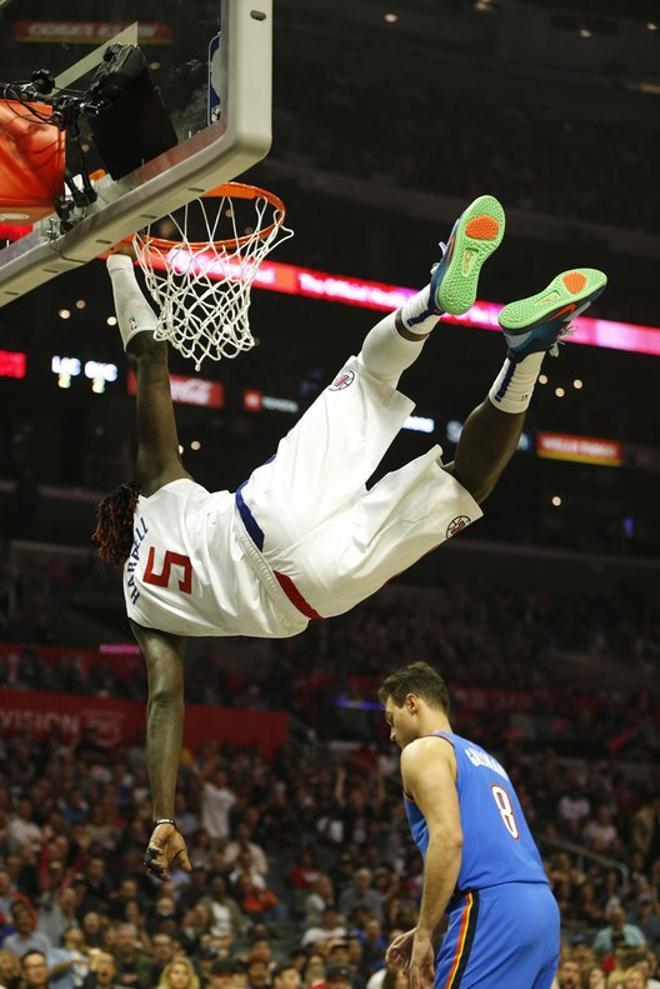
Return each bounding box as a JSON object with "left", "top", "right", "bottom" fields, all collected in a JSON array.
[{"left": 111, "top": 181, "right": 288, "bottom": 255}]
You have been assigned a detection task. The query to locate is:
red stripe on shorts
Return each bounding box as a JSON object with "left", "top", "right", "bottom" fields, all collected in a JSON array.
[{"left": 274, "top": 570, "right": 323, "bottom": 621}]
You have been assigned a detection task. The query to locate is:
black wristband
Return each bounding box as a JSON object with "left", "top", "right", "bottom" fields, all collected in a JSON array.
[{"left": 152, "top": 818, "right": 176, "bottom": 828}]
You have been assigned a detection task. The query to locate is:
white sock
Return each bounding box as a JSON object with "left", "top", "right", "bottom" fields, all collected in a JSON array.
[
  {"left": 399, "top": 285, "right": 442, "bottom": 335},
  {"left": 106, "top": 255, "right": 157, "bottom": 351},
  {"left": 488, "top": 351, "right": 545, "bottom": 413},
  {"left": 359, "top": 286, "right": 441, "bottom": 387},
  {"left": 359, "top": 311, "right": 428, "bottom": 387}
]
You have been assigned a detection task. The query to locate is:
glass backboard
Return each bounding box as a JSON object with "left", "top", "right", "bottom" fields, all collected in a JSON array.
[{"left": 0, "top": 0, "right": 273, "bottom": 305}]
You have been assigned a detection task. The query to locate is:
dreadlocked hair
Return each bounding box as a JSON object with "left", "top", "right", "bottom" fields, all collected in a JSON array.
[{"left": 92, "top": 480, "right": 141, "bottom": 565}]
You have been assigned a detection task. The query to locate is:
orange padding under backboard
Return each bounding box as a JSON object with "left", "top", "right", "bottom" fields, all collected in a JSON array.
[{"left": 0, "top": 100, "right": 65, "bottom": 222}]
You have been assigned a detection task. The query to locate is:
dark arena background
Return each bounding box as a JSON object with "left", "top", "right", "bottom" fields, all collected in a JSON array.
[{"left": 0, "top": 3, "right": 658, "bottom": 989}]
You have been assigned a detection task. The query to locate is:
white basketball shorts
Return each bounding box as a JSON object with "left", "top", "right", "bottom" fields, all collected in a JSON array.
[{"left": 239, "top": 355, "right": 482, "bottom": 618}]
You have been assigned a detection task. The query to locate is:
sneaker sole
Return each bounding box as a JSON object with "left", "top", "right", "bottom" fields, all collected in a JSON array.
[
  {"left": 498, "top": 268, "right": 608, "bottom": 331},
  {"left": 436, "top": 194, "right": 505, "bottom": 315}
]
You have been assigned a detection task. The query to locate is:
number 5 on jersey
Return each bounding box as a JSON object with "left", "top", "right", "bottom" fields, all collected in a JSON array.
[
  {"left": 143, "top": 547, "right": 193, "bottom": 594},
  {"left": 491, "top": 784, "right": 520, "bottom": 839}
]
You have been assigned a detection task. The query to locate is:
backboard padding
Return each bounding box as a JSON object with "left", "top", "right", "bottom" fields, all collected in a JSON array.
[{"left": 0, "top": 0, "right": 273, "bottom": 306}]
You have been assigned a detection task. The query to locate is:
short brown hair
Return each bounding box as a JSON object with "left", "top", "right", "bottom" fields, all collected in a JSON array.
[{"left": 378, "top": 662, "right": 450, "bottom": 714}]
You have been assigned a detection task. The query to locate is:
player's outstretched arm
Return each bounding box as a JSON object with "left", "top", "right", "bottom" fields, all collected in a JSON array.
[
  {"left": 130, "top": 619, "right": 192, "bottom": 880},
  {"left": 107, "top": 253, "right": 191, "bottom": 496}
]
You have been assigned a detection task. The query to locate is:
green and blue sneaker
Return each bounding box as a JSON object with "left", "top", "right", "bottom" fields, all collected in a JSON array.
[
  {"left": 427, "top": 194, "right": 506, "bottom": 317},
  {"left": 499, "top": 268, "right": 608, "bottom": 363}
]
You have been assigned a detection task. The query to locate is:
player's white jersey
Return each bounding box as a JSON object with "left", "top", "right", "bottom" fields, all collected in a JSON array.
[{"left": 123, "top": 479, "right": 308, "bottom": 638}]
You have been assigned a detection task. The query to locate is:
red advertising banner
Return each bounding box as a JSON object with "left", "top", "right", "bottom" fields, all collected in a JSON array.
[
  {"left": 13, "top": 21, "right": 173, "bottom": 45},
  {"left": 127, "top": 371, "right": 224, "bottom": 409},
  {"left": 0, "top": 689, "right": 287, "bottom": 757},
  {"left": 536, "top": 431, "right": 623, "bottom": 467}
]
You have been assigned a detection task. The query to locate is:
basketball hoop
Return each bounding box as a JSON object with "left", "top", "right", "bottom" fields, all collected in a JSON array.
[{"left": 132, "top": 181, "right": 293, "bottom": 369}]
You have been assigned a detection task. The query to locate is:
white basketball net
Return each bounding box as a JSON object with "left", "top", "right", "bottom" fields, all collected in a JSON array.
[{"left": 133, "top": 187, "right": 294, "bottom": 370}]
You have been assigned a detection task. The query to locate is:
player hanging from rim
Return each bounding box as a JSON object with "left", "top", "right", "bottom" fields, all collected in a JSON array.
[
  {"left": 93, "top": 195, "right": 607, "bottom": 880},
  {"left": 380, "top": 662, "right": 560, "bottom": 989}
]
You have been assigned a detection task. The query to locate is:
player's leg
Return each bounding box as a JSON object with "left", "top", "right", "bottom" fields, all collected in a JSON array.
[
  {"left": 240, "top": 196, "right": 505, "bottom": 554},
  {"left": 106, "top": 255, "right": 190, "bottom": 496},
  {"left": 447, "top": 267, "right": 607, "bottom": 503},
  {"left": 282, "top": 265, "right": 606, "bottom": 614},
  {"left": 274, "top": 444, "right": 482, "bottom": 619},
  {"left": 359, "top": 195, "right": 505, "bottom": 388}
]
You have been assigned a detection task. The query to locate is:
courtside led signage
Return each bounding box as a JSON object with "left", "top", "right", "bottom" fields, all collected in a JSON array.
[
  {"left": 52, "top": 355, "right": 118, "bottom": 393},
  {"left": 13, "top": 20, "right": 173, "bottom": 44},
  {"left": 537, "top": 432, "right": 622, "bottom": 467},
  {"left": 403, "top": 415, "right": 435, "bottom": 434},
  {"left": 127, "top": 371, "right": 224, "bottom": 409},
  {"left": 243, "top": 391, "right": 299, "bottom": 414},
  {"left": 0, "top": 349, "right": 27, "bottom": 378}
]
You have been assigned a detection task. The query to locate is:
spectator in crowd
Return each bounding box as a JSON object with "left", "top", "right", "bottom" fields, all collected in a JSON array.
[
  {"left": 209, "top": 959, "right": 237, "bottom": 989},
  {"left": 113, "top": 924, "right": 154, "bottom": 989},
  {"left": 583, "top": 966, "right": 606, "bottom": 989},
  {"left": 4, "top": 902, "right": 51, "bottom": 957},
  {"left": 272, "top": 963, "right": 301, "bottom": 989},
  {"left": 339, "top": 872, "right": 382, "bottom": 924},
  {"left": 632, "top": 895, "right": 660, "bottom": 949},
  {"left": 229, "top": 852, "right": 266, "bottom": 892},
  {"left": 80, "top": 915, "right": 103, "bottom": 951},
  {"left": 151, "top": 935, "right": 176, "bottom": 983},
  {"left": 22, "top": 950, "right": 51, "bottom": 989},
  {"left": 156, "top": 958, "right": 200, "bottom": 989},
  {"left": 558, "top": 779, "right": 591, "bottom": 827},
  {"left": 584, "top": 807, "right": 620, "bottom": 853},
  {"left": 0, "top": 949, "right": 20, "bottom": 989},
  {"left": 87, "top": 808, "right": 120, "bottom": 853},
  {"left": 593, "top": 907, "right": 647, "bottom": 956},
  {"left": 245, "top": 959, "right": 270, "bottom": 989},
  {"left": 223, "top": 826, "right": 268, "bottom": 878},
  {"left": 108, "top": 883, "right": 141, "bottom": 925},
  {"left": 639, "top": 953, "right": 660, "bottom": 989},
  {"left": 173, "top": 795, "right": 199, "bottom": 841},
  {"left": 201, "top": 772, "right": 236, "bottom": 842},
  {"left": 302, "top": 953, "right": 325, "bottom": 988},
  {"left": 357, "top": 920, "right": 386, "bottom": 979},
  {"left": 8, "top": 802, "right": 42, "bottom": 853},
  {"left": 303, "top": 907, "right": 347, "bottom": 949},
  {"left": 289, "top": 851, "right": 321, "bottom": 892},
  {"left": 48, "top": 926, "right": 88, "bottom": 989},
  {"left": 623, "top": 967, "right": 648, "bottom": 989},
  {"left": 83, "top": 952, "right": 125, "bottom": 989},
  {"left": 304, "top": 876, "right": 335, "bottom": 929},
  {"left": 179, "top": 870, "right": 210, "bottom": 913},
  {"left": 38, "top": 889, "right": 79, "bottom": 947},
  {"left": 233, "top": 874, "right": 282, "bottom": 924},
  {"left": 567, "top": 934, "right": 595, "bottom": 971},
  {"left": 346, "top": 937, "right": 366, "bottom": 988},
  {"left": 149, "top": 899, "right": 179, "bottom": 940},
  {"left": 0, "top": 873, "right": 14, "bottom": 918},
  {"left": 196, "top": 947, "right": 220, "bottom": 987},
  {"left": 325, "top": 965, "right": 352, "bottom": 989},
  {"left": 555, "top": 959, "right": 580, "bottom": 989},
  {"left": 81, "top": 860, "right": 113, "bottom": 917}
]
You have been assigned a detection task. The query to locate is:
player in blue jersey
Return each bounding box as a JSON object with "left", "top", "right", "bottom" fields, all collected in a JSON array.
[{"left": 379, "top": 662, "right": 559, "bottom": 989}]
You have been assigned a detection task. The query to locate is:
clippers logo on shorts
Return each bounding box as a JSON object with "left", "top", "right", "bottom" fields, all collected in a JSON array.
[
  {"left": 329, "top": 369, "right": 356, "bottom": 391},
  {"left": 446, "top": 515, "right": 471, "bottom": 538}
]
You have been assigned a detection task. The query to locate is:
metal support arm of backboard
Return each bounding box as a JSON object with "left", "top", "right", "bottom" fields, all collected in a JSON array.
[{"left": 0, "top": 0, "right": 273, "bottom": 307}]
